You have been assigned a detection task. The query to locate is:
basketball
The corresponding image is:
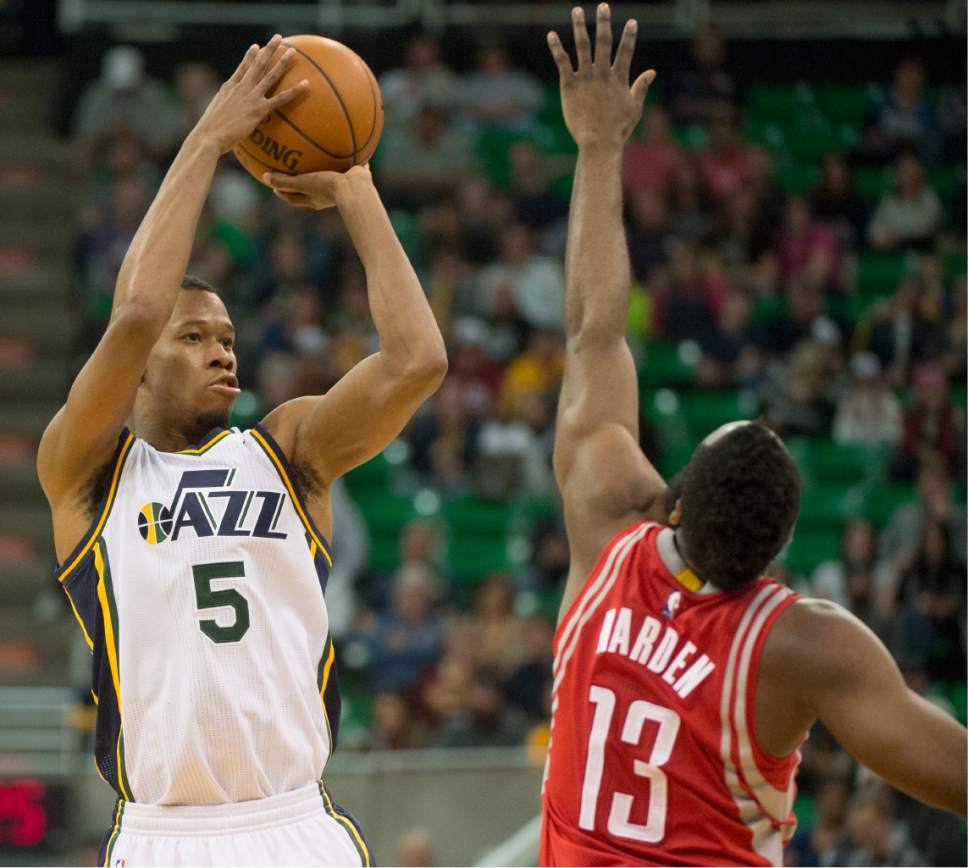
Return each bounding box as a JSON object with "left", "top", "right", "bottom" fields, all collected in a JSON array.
[{"left": 232, "top": 34, "right": 383, "bottom": 183}]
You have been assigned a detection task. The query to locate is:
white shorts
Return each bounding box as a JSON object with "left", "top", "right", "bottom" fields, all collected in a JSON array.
[{"left": 97, "top": 782, "right": 372, "bottom": 867}]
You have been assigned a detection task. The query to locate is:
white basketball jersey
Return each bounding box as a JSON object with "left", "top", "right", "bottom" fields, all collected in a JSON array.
[{"left": 56, "top": 425, "right": 339, "bottom": 806}]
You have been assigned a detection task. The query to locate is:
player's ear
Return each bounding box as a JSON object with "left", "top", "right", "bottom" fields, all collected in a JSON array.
[{"left": 668, "top": 498, "right": 683, "bottom": 526}]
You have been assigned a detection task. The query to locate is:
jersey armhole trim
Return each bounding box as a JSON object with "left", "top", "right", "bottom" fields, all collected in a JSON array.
[
  {"left": 55, "top": 430, "right": 135, "bottom": 586},
  {"left": 251, "top": 423, "right": 333, "bottom": 566}
]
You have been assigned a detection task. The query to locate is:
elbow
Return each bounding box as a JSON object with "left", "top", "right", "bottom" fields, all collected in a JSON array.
[
  {"left": 398, "top": 346, "right": 448, "bottom": 394},
  {"left": 110, "top": 299, "right": 170, "bottom": 339}
]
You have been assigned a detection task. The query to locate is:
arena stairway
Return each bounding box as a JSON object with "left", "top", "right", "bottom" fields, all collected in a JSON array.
[{"left": 0, "top": 61, "right": 78, "bottom": 686}]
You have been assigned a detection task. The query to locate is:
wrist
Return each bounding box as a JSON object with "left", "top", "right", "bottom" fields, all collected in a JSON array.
[
  {"left": 183, "top": 128, "right": 223, "bottom": 161},
  {"left": 333, "top": 167, "right": 379, "bottom": 209},
  {"left": 577, "top": 138, "right": 625, "bottom": 159}
]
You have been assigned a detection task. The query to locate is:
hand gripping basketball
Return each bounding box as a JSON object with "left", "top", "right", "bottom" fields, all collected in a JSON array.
[
  {"left": 192, "top": 35, "right": 309, "bottom": 155},
  {"left": 264, "top": 163, "right": 372, "bottom": 210}
]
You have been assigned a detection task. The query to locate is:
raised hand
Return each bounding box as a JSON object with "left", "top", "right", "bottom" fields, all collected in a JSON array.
[
  {"left": 547, "top": 3, "right": 656, "bottom": 150},
  {"left": 193, "top": 35, "right": 309, "bottom": 154},
  {"left": 264, "top": 164, "right": 373, "bottom": 210}
]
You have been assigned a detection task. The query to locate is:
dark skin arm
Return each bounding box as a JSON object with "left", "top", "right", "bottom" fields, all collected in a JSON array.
[
  {"left": 37, "top": 38, "right": 306, "bottom": 562},
  {"left": 548, "top": 4, "right": 665, "bottom": 621},
  {"left": 260, "top": 166, "right": 448, "bottom": 540},
  {"left": 756, "top": 598, "right": 967, "bottom": 815}
]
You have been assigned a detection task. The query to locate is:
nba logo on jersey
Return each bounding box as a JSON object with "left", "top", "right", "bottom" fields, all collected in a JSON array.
[
  {"left": 662, "top": 590, "right": 682, "bottom": 619},
  {"left": 136, "top": 467, "right": 289, "bottom": 545}
]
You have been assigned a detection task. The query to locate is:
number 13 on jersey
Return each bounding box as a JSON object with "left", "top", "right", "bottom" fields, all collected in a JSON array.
[{"left": 579, "top": 685, "right": 681, "bottom": 843}]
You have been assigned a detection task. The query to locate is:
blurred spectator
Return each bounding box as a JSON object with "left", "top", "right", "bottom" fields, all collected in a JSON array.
[
  {"left": 379, "top": 36, "right": 457, "bottom": 133},
  {"left": 811, "top": 519, "right": 893, "bottom": 634},
  {"left": 397, "top": 827, "right": 435, "bottom": 868},
  {"left": 526, "top": 518, "right": 569, "bottom": 592},
  {"left": 474, "top": 223, "right": 565, "bottom": 334},
  {"left": 879, "top": 458, "right": 967, "bottom": 574},
  {"left": 843, "top": 782, "right": 926, "bottom": 866},
  {"left": 408, "top": 377, "right": 481, "bottom": 489},
  {"left": 891, "top": 365, "right": 964, "bottom": 480},
  {"left": 476, "top": 389, "right": 554, "bottom": 497},
  {"left": 363, "top": 563, "right": 444, "bottom": 693},
  {"left": 759, "top": 340, "right": 837, "bottom": 437},
  {"left": 864, "top": 60, "right": 936, "bottom": 165},
  {"left": 753, "top": 280, "right": 825, "bottom": 357},
  {"left": 627, "top": 188, "right": 674, "bottom": 282},
  {"left": 942, "top": 276, "right": 967, "bottom": 380},
  {"left": 173, "top": 60, "right": 218, "bottom": 135},
  {"left": 458, "top": 42, "right": 542, "bottom": 133},
  {"left": 833, "top": 352, "right": 903, "bottom": 446},
  {"left": 508, "top": 141, "right": 568, "bottom": 231},
  {"left": 623, "top": 106, "right": 684, "bottom": 197},
  {"left": 72, "top": 45, "right": 182, "bottom": 173},
  {"left": 786, "top": 776, "right": 851, "bottom": 867},
  {"left": 653, "top": 240, "right": 723, "bottom": 342},
  {"left": 853, "top": 272, "right": 944, "bottom": 385},
  {"left": 255, "top": 285, "right": 328, "bottom": 363},
  {"left": 326, "top": 478, "right": 370, "bottom": 641},
  {"left": 698, "top": 113, "right": 749, "bottom": 204},
  {"left": 776, "top": 196, "right": 844, "bottom": 293},
  {"left": 937, "top": 70, "right": 967, "bottom": 165},
  {"left": 667, "top": 156, "right": 713, "bottom": 243},
  {"left": 868, "top": 152, "right": 943, "bottom": 251},
  {"left": 810, "top": 154, "right": 869, "bottom": 251},
  {"left": 436, "top": 668, "right": 530, "bottom": 748},
  {"left": 370, "top": 691, "right": 424, "bottom": 750},
  {"left": 892, "top": 519, "right": 966, "bottom": 682},
  {"left": 669, "top": 25, "right": 739, "bottom": 126},
  {"left": 505, "top": 615, "right": 554, "bottom": 720},
  {"left": 697, "top": 290, "right": 759, "bottom": 387},
  {"left": 379, "top": 102, "right": 471, "bottom": 209},
  {"left": 448, "top": 317, "right": 503, "bottom": 420},
  {"left": 474, "top": 573, "right": 526, "bottom": 675}
]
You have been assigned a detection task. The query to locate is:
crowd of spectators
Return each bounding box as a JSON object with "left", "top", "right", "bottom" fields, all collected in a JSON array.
[{"left": 67, "top": 26, "right": 965, "bottom": 866}]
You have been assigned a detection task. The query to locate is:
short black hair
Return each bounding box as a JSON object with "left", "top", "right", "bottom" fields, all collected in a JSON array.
[
  {"left": 678, "top": 422, "right": 800, "bottom": 592},
  {"left": 180, "top": 274, "right": 218, "bottom": 294}
]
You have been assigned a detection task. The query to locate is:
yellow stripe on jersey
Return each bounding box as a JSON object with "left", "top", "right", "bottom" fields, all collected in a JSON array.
[
  {"left": 177, "top": 428, "right": 232, "bottom": 455},
  {"left": 675, "top": 567, "right": 702, "bottom": 592},
  {"left": 251, "top": 428, "right": 333, "bottom": 566},
  {"left": 64, "top": 586, "right": 95, "bottom": 650},
  {"left": 59, "top": 432, "right": 134, "bottom": 585}
]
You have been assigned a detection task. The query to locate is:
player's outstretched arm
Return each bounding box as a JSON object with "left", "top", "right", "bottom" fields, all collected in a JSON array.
[
  {"left": 549, "top": 4, "right": 665, "bottom": 614},
  {"left": 261, "top": 166, "right": 447, "bottom": 487},
  {"left": 768, "top": 599, "right": 967, "bottom": 815},
  {"left": 38, "top": 37, "right": 306, "bottom": 536}
]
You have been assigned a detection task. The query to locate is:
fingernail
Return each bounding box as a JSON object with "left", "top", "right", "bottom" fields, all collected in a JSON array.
[
  {"left": 629, "top": 19, "right": 638, "bottom": 30},
  {"left": 573, "top": 8, "right": 583, "bottom": 19},
  {"left": 548, "top": 32, "right": 557, "bottom": 42},
  {"left": 300, "top": 79, "right": 309, "bottom": 87},
  {"left": 599, "top": 3, "right": 608, "bottom": 14}
]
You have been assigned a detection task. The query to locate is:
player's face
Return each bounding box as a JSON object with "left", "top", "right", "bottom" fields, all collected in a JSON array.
[{"left": 142, "top": 290, "right": 240, "bottom": 430}]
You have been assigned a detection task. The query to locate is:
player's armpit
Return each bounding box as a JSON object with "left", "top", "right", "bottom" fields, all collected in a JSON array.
[
  {"left": 262, "top": 351, "right": 446, "bottom": 487},
  {"left": 775, "top": 599, "right": 967, "bottom": 816}
]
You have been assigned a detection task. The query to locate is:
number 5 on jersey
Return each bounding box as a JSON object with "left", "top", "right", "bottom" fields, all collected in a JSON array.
[
  {"left": 192, "top": 561, "right": 250, "bottom": 643},
  {"left": 580, "top": 685, "right": 681, "bottom": 843}
]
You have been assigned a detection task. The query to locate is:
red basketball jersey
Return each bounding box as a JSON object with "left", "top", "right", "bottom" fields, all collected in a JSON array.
[{"left": 540, "top": 521, "right": 802, "bottom": 867}]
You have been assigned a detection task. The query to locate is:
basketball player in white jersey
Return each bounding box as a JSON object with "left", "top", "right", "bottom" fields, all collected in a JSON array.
[{"left": 38, "top": 37, "right": 446, "bottom": 866}]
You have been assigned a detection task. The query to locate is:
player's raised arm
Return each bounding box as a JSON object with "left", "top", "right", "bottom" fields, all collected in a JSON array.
[
  {"left": 260, "top": 165, "right": 447, "bottom": 490},
  {"left": 765, "top": 599, "right": 967, "bottom": 815},
  {"left": 37, "top": 38, "right": 306, "bottom": 538},
  {"left": 548, "top": 4, "right": 665, "bottom": 608}
]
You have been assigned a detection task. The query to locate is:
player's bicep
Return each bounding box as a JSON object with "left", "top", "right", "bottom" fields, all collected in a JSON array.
[
  {"left": 797, "top": 601, "right": 967, "bottom": 815},
  {"left": 38, "top": 308, "right": 159, "bottom": 503},
  {"left": 553, "top": 335, "right": 639, "bottom": 487},
  {"left": 281, "top": 353, "right": 443, "bottom": 484}
]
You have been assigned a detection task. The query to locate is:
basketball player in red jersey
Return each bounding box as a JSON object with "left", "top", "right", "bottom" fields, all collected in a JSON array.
[{"left": 540, "top": 6, "right": 967, "bottom": 866}]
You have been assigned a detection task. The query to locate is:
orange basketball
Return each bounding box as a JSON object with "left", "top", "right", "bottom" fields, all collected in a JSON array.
[{"left": 233, "top": 34, "right": 383, "bottom": 183}]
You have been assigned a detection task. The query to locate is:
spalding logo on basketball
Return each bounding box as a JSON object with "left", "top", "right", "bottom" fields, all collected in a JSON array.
[
  {"left": 233, "top": 34, "right": 384, "bottom": 184},
  {"left": 138, "top": 502, "right": 174, "bottom": 545}
]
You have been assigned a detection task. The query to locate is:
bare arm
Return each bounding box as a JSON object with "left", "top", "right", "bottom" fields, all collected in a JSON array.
[
  {"left": 764, "top": 598, "right": 966, "bottom": 815},
  {"left": 261, "top": 166, "right": 447, "bottom": 488},
  {"left": 38, "top": 38, "right": 306, "bottom": 526},
  {"left": 547, "top": 5, "right": 665, "bottom": 618}
]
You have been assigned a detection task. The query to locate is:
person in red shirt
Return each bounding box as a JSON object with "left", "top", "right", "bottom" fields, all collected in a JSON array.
[
  {"left": 542, "top": 7, "right": 966, "bottom": 867},
  {"left": 698, "top": 112, "right": 750, "bottom": 203}
]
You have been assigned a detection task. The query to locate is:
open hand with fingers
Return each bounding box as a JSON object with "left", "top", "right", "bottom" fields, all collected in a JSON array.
[
  {"left": 192, "top": 35, "right": 309, "bottom": 154},
  {"left": 547, "top": 3, "right": 656, "bottom": 151}
]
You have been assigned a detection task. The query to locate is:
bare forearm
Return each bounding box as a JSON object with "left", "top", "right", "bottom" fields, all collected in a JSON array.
[
  {"left": 336, "top": 178, "right": 446, "bottom": 375},
  {"left": 112, "top": 131, "right": 220, "bottom": 321},
  {"left": 565, "top": 145, "right": 629, "bottom": 341}
]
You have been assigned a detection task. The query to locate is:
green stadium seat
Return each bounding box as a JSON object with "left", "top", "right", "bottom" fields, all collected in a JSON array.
[
  {"left": 441, "top": 495, "right": 516, "bottom": 583},
  {"left": 826, "top": 289, "right": 886, "bottom": 326},
  {"left": 943, "top": 251, "right": 967, "bottom": 278},
  {"left": 927, "top": 165, "right": 964, "bottom": 200},
  {"left": 860, "top": 483, "right": 916, "bottom": 527},
  {"left": 814, "top": 83, "right": 878, "bottom": 124},
  {"left": 639, "top": 341, "right": 698, "bottom": 388},
  {"left": 474, "top": 128, "right": 530, "bottom": 188},
  {"left": 673, "top": 124, "right": 709, "bottom": 151},
  {"left": 798, "top": 482, "right": 866, "bottom": 529},
  {"left": 747, "top": 83, "right": 815, "bottom": 125},
  {"left": 344, "top": 452, "right": 396, "bottom": 498},
  {"left": 856, "top": 250, "right": 907, "bottom": 295},
  {"left": 353, "top": 492, "right": 418, "bottom": 572},
  {"left": 951, "top": 383, "right": 967, "bottom": 416},
  {"left": 807, "top": 440, "right": 891, "bottom": 485},
  {"left": 784, "top": 121, "right": 839, "bottom": 163},
  {"left": 775, "top": 161, "right": 819, "bottom": 195},
  {"left": 741, "top": 120, "right": 787, "bottom": 152},
  {"left": 677, "top": 389, "right": 756, "bottom": 438},
  {"left": 854, "top": 165, "right": 891, "bottom": 203},
  {"left": 751, "top": 294, "right": 789, "bottom": 328},
  {"left": 784, "top": 526, "right": 843, "bottom": 576}
]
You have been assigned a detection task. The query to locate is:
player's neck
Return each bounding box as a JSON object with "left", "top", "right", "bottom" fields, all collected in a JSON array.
[
  {"left": 660, "top": 527, "right": 720, "bottom": 595},
  {"left": 131, "top": 413, "right": 217, "bottom": 454}
]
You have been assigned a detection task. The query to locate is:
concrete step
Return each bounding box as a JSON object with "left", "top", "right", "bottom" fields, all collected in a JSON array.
[
  {"left": 0, "top": 613, "right": 71, "bottom": 686},
  {"left": 0, "top": 187, "right": 80, "bottom": 226},
  {"left": 2, "top": 310, "right": 74, "bottom": 345},
  {"left": 0, "top": 403, "right": 62, "bottom": 440},
  {"left": 2, "top": 558, "right": 52, "bottom": 608},
  {"left": 0, "top": 461, "right": 45, "bottom": 503},
  {"left": 0, "top": 360, "right": 68, "bottom": 401},
  {"left": 0, "top": 215, "right": 74, "bottom": 256},
  {"left": 0, "top": 264, "right": 72, "bottom": 306},
  {"left": 0, "top": 137, "right": 71, "bottom": 167},
  {"left": 0, "top": 505, "right": 51, "bottom": 554}
]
